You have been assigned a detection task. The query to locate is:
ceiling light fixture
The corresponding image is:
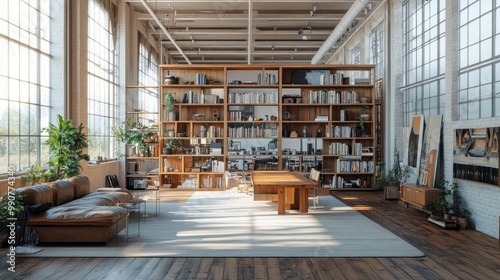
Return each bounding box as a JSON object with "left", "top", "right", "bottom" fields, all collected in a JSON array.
[
  {"left": 299, "top": 25, "right": 312, "bottom": 40},
  {"left": 311, "top": 3, "right": 317, "bottom": 17}
]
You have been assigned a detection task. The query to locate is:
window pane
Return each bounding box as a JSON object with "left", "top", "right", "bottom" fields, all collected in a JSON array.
[
  {"left": 87, "top": 0, "right": 119, "bottom": 160},
  {"left": 1, "top": 0, "right": 51, "bottom": 173}
]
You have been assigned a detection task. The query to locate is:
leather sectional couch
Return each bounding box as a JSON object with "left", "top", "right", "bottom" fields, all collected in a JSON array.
[{"left": 15, "top": 175, "right": 133, "bottom": 243}]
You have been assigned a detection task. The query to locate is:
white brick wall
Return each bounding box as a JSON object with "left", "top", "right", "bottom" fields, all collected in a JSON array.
[{"left": 329, "top": 0, "right": 500, "bottom": 239}]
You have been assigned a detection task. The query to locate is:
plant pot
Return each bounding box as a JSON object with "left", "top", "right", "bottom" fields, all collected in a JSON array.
[
  {"left": 384, "top": 186, "right": 400, "bottom": 200},
  {"left": 458, "top": 217, "right": 469, "bottom": 229},
  {"left": 359, "top": 114, "right": 370, "bottom": 121},
  {"left": 360, "top": 97, "right": 370, "bottom": 103},
  {"left": 163, "top": 147, "right": 172, "bottom": 154},
  {"left": 166, "top": 111, "right": 176, "bottom": 121}
]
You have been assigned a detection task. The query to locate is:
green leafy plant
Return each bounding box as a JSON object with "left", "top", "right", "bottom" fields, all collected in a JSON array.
[
  {"left": 0, "top": 193, "right": 25, "bottom": 235},
  {"left": 355, "top": 116, "right": 365, "bottom": 135},
  {"left": 112, "top": 117, "right": 153, "bottom": 156},
  {"left": 43, "top": 115, "right": 90, "bottom": 181},
  {"left": 375, "top": 149, "right": 411, "bottom": 190},
  {"left": 424, "top": 180, "right": 468, "bottom": 219},
  {"left": 165, "top": 92, "right": 175, "bottom": 113},
  {"left": 358, "top": 105, "right": 369, "bottom": 115},
  {"left": 23, "top": 164, "right": 48, "bottom": 186}
]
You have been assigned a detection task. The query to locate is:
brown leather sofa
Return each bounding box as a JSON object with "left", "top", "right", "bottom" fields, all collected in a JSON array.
[{"left": 15, "top": 175, "right": 133, "bottom": 243}]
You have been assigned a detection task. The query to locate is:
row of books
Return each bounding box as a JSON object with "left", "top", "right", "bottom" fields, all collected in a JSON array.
[
  {"left": 319, "top": 73, "right": 345, "bottom": 85},
  {"left": 182, "top": 91, "right": 220, "bottom": 104},
  {"left": 228, "top": 126, "right": 277, "bottom": 138},
  {"left": 228, "top": 91, "right": 278, "bottom": 104},
  {"left": 256, "top": 73, "right": 278, "bottom": 85},
  {"left": 307, "top": 90, "right": 361, "bottom": 104},
  {"left": 336, "top": 158, "right": 374, "bottom": 173},
  {"left": 195, "top": 73, "right": 207, "bottom": 85},
  {"left": 330, "top": 176, "right": 361, "bottom": 189},
  {"left": 328, "top": 142, "right": 351, "bottom": 155},
  {"left": 201, "top": 176, "right": 224, "bottom": 189},
  {"left": 327, "top": 143, "right": 373, "bottom": 156}
]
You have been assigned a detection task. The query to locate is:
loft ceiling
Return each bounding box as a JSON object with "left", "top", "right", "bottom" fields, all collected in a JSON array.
[{"left": 125, "top": 0, "right": 380, "bottom": 64}]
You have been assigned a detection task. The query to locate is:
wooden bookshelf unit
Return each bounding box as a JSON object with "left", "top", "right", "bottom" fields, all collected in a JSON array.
[{"left": 157, "top": 64, "right": 378, "bottom": 192}]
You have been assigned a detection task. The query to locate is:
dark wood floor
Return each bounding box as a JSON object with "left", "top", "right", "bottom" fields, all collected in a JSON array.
[{"left": 1, "top": 191, "right": 499, "bottom": 280}]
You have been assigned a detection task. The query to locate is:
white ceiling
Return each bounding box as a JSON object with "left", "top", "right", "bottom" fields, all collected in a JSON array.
[{"left": 125, "top": 0, "right": 380, "bottom": 64}]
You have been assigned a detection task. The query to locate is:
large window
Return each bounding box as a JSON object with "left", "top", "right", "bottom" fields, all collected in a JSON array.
[
  {"left": 350, "top": 43, "right": 361, "bottom": 83},
  {"left": 87, "top": 0, "right": 119, "bottom": 160},
  {"left": 458, "top": 0, "right": 500, "bottom": 120},
  {"left": 401, "top": 0, "right": 446, "bottom": 126},
  {"left": 136, "top": 37, "right": 159, "bottom": 125},
  {"left": 369, "top": 22, "right": 384, "bottom": 80},
  {"left": 0, "top": 1, "right": 51, "bottom": 173}
]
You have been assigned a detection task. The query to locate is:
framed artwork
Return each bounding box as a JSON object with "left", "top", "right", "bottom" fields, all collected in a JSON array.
[
  {"left": 453, "top": 127, "right": 499, "bottom": 186},
  {"left": 233, "top": 142, "right": 241, "bottom": 150}
]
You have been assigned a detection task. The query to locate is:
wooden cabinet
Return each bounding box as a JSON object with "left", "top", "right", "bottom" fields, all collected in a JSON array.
[
  {"left": 401, "top": 183, "right": 442, "bottom": 210},
  {"left": 157, "top": 64, "right": 378, "bottom": 191}
]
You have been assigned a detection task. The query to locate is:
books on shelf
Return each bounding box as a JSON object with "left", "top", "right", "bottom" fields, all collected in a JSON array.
[
  {"left": 354, "top": 78, "right": 371, "bottom": 85},
  {"left": 228, "top": 91, "right": 278, "bottom": 104},
  {"left": 182, "top": 91, "right": 220, "bottom": 104},
  {"left": 340, "top": 110, "right": 347, "bottom": 121},
  {"left": 315, "top": 115, "right": 328, "bottom": 121},
  {"left": 307, "top": 90, "right": 359, "bottom": 104}
]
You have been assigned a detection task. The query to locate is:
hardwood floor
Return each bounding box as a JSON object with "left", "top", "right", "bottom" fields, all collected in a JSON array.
[{"left": 1, "top": 191, "right": 499, "bottom": 280}]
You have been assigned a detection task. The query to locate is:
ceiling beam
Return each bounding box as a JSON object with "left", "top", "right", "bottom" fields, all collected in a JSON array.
[
  {"left": 139, "top": 0, "right": 191, "bottom": 64},
  {"left": 160, "top": 40, "right": 324, "bottom": 47}
]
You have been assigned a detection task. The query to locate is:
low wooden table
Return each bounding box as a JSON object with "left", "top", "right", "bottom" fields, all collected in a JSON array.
[{"left": 251, "top": 171, "right": 318, "bottom": 214}]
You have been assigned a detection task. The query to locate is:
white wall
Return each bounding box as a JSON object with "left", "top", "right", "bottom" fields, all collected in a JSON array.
[{"left": 328, "top": 0, "right": 500, "bottom": 239}]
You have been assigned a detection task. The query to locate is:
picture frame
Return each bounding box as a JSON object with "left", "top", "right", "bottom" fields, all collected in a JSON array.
[{"left": 232, "top": 141, "right": 241, "bottom": 150}]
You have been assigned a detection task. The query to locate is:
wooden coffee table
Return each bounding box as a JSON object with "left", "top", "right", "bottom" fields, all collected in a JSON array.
[{"left": 251, "top": 171, "right": 318, "bottom": 214}]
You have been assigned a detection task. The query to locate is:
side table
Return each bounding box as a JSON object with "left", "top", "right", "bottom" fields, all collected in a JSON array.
[{"left": 117, "top": 202, "right": 141, "bottom": 239}]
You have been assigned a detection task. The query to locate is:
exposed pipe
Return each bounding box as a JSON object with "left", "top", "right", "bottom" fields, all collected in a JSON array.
[
  {"left": 311, "top": 0, "right": 371, "bottom": 64},
  {"left": 139, "top": 0, "right": 191, "bottom": 64},
  {"left": 247, "top": 0, "right": 253, "bottom": 64},
  {"left": 325, "top": 0, "right": 386, "bottom": 64}
]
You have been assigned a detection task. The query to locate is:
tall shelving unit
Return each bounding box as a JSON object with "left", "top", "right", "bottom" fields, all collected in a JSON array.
[
  {"left": 157, "top": 64, "right": 378, "bottom": 192},
  {"left": 159, "top": 66, "right": 226, "bottom": 190},
  {"left": 124, "top": 85, "right": 160, "bottom": 190}
]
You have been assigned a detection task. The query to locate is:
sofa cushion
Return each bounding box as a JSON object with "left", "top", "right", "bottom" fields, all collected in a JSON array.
[
  {"left": 27, "top": 203, "right": 53, "bottom": 214},
  {"left": 15, "top": 184, "right": 53, "bottom": 206},
  {"left": 62, "top": 191, "right": 132, "bottom": 207},
  {"left": 48, "top": 180, "right": 75, "bottom": 206},
  {"left": 28, "top": 205, "right": 127, "bottom": 226},
  {"left": 67, "top": 175, "right": 90, "bottom": 198}
]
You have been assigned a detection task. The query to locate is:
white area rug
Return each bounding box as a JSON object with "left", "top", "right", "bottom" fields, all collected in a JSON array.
[{"left": 23, "top": 190, "right": 424, "bottom": 258}]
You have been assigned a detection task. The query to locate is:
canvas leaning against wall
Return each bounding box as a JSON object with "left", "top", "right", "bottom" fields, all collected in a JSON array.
[
  {"left": 418, "top": 115, "right": 442, "bottom": 187},
  {"left": 453, "top": 127, "right": 499, "bottom": 186},
  {"left": 404, "top": 115, "right": 425, "bottom": 184}
]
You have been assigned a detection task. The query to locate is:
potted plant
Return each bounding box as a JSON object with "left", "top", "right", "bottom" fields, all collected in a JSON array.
[
  {"left": 113, "top": 117, "right": 153, "bottom": 157},
  {"left": 0, "top": 193, "right": 25, "bottom": 246},
  {"left": 375, "top": 149, "right": 411, "bottom": 199},
  {"left": 360, "top": 92, "right": 371, "bottom": 104},
  {"left": 164, "top": 92, "right": 176, "bottom": 121},
  {"left": 43, "top": 115, "right": 90, "bottom": 181},
  {"left": 358, "top": 105, "right": 370, "bottom": 121},
  {"left": 355, "top": 116, "right": 365, "bottom": 137},
  {"left": 456, "top": 206, "right": 471, "bottom": 229},
  {"left": 424, "top": 180, "right": 459, "bottom": 220}
]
